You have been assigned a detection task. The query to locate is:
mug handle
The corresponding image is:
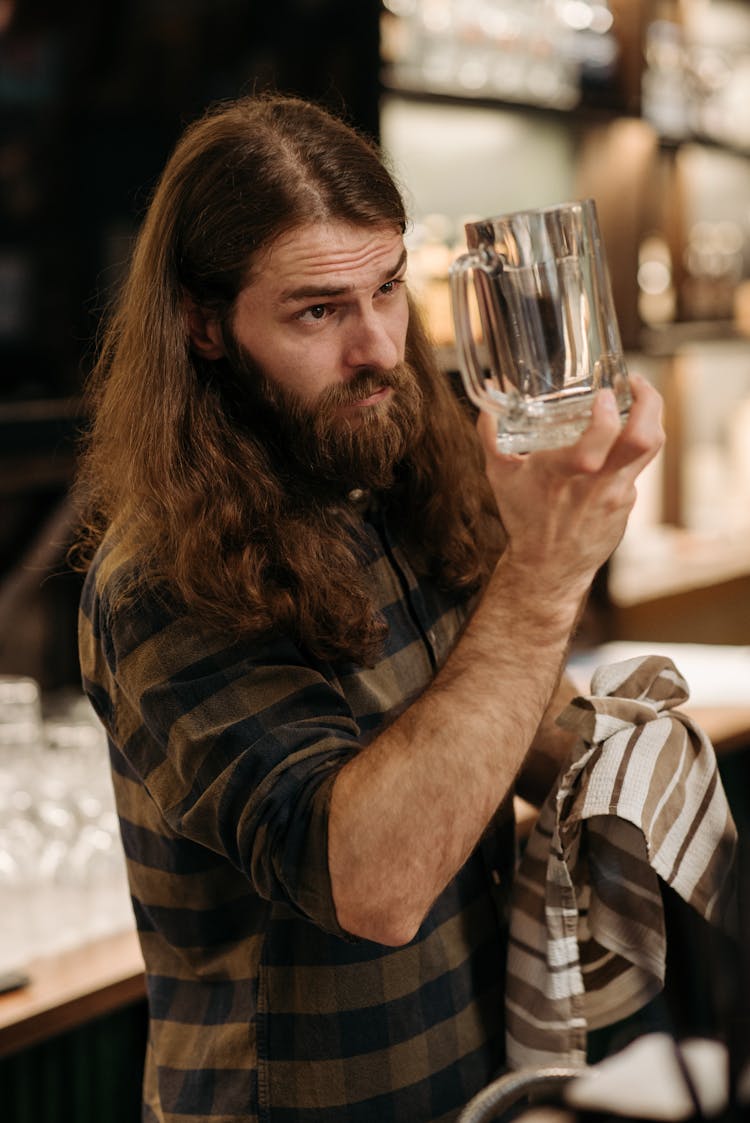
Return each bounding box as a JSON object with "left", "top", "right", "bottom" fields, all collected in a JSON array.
[{"left": 449, "top": 249, "right": 512, "bottom": 416}]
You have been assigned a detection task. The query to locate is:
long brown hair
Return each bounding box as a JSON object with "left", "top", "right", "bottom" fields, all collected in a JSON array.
[{"left": 73, "top": 93, "right": 503, "bottom": 665}]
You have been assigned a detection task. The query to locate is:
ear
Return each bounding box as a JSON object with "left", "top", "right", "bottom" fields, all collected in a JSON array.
[{"left": 183, "top": 294, "right": 226, "bottom": 360}]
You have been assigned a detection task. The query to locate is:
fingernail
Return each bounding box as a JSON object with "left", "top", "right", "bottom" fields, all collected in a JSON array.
[{"left": 600, "top": 389, "right": 618, "bottom": 416}]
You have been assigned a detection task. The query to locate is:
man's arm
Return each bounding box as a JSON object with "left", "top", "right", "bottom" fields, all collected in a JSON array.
[
  {"left": 328, "top": 375, "right": 664, "bottom": 946},
  {"left": 515, "top": 673, "right": 580, "bottom": 807}
]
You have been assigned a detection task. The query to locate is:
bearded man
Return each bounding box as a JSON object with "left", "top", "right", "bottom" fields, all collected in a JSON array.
[{"left": 74, "top": 94, "right": 664, "bottom": 1123}]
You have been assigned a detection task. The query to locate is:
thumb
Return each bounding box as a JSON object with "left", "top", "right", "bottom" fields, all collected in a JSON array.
[{"left": 476, "top": 408, "right": 499, "bottom": 461}]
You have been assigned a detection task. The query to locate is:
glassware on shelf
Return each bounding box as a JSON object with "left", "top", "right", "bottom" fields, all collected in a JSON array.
[
  {"left": 682, "top": 219, "right": 744, "bottom": 321},
  {"left": 380, "top": 0, "right": 617, "bottom": 111},
  {"left": 643, "top": 4, "right": 750, "bottom": 151},
  {"left": 0, "top": 677, "right": 133, "bottom": 971},
  {"left": 0, "top": 676, "right": 46, "bottom": 973},
  {"left": 642, "top": 17, "right": 690, "bottom": 140}
]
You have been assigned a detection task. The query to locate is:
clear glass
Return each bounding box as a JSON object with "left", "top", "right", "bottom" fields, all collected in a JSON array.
[
  {"left": 449, "top": 197, "right": 631, "bottom": 453},
  {"left": 0, "top": 679, "right": 133, "bottom": 972}
]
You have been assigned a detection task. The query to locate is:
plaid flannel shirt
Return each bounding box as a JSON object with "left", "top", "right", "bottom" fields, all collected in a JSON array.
[{"left": 79, "top": 501, "right": 514, "bottom": 1123}]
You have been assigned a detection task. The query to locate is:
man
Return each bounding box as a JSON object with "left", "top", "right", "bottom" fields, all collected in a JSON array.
[{"left": 75, "top": 93, "right": 663, "bottom": 1122}]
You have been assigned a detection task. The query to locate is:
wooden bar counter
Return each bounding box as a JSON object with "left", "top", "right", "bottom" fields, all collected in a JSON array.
[{"left": 0, "top": 929, "right": 145, "bottom": 1059}]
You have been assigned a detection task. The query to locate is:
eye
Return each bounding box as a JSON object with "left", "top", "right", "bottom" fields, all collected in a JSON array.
[
  {"left": 298, "top": 303, "right": 329, "bottom": 323},
  {"left": 379, "top": 279, "right": 404, "bottom": 297}
]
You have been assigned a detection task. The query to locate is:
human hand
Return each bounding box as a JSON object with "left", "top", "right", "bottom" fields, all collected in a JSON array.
[{"left": 477, "top": 373, "right": 664, "bottom": 606}]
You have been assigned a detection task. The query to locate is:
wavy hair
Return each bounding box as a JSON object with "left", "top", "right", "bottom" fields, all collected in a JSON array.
[{"left": 73, "top": 93, "right": 503, "bottom": 665}]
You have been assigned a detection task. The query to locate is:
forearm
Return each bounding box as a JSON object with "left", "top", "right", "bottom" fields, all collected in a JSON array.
[
  {"left": 328, "top": 556, "right": 585, "bottom": 945},
  {"left": 515, "top": 673, "right": 580, "bottom": 806}
]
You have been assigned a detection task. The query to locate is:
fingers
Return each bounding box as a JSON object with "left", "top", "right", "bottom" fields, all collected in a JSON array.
[
  {"left": 476, "top": 391, "right": 623, "bottom": 474},
  {"left": 553, "top": 374, "right": 664, "bottom": 480},
  {"left": 474, "top": 375, "right": 666, "bottom": 591},
  {"left": 475, "top": 373, "right": 665, "bottom": 486},
  {"left": 557, "top": 389, "right": 623, "bottom": 475},
  {"left": 602, "top": 372, "right": 665, "bottom": 475},
  {"left": 475, "top": 407, "right": 498, "bottom": 461}
]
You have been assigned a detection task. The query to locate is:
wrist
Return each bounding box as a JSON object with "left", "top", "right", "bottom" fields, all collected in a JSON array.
[{"left": 487, "top": 551, "right": 589, "bottom": 642}]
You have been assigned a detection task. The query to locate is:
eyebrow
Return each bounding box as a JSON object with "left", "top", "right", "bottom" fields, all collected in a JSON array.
[{"left": 278, "top": 247, "right": 408, "bottom": 305}]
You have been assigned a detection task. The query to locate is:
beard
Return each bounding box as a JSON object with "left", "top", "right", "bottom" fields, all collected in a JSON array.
[{"left": 220, "top": 333, "right": 425, "bottom": 492}]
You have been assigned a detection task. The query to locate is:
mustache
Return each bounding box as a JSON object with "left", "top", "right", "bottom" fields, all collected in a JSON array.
[{"left": 316, "top": 365, "right": 412, "bottom": 411}]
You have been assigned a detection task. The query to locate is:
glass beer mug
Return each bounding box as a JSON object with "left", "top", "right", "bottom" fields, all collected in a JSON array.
[{"left": 449, "top": 198, "right": 631, "bottom": 454}]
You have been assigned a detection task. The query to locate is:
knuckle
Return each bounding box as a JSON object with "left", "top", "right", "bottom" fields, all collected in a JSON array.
[
  {"left": 604, "top": 482, "right": 637, "bottom": 515},
  {"left": 569, "top": 447, "right": 607, "bottom": 475}
]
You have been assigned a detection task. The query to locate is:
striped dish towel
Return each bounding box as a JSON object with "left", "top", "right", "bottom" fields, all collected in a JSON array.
[{"left": 505, "top": 654, "right": 738, "bottom": 1069}]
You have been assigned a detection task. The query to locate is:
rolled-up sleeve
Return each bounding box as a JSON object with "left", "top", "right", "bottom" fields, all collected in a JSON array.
[{"left": 94, "top": 592, "right": 362, "bottom": 937}]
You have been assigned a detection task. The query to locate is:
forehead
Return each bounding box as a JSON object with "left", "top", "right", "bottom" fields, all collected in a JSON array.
[{"left": 248, "top": 221, "right": 406, "bottom": 302}]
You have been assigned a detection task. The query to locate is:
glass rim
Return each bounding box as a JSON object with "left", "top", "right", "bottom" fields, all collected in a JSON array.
[{"left": 464, "top": 196, "right": 597, "bottom": 231}]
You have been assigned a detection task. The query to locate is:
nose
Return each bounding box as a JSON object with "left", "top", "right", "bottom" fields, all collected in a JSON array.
[{"left": 343, "top": 309, "right": 401, "bottom": 374}]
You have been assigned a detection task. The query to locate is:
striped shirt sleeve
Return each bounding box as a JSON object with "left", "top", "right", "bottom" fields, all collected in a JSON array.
[{"left": 81, "top": 552, "right": 362, "bottom": 936}]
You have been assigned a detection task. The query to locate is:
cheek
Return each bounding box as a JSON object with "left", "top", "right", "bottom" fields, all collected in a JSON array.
[
  {"left": 265, "top": 339, "right": 339, "bottom": 406},
  {"left": 393, "top": 296, "right": 410, "bottom": 347}
]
